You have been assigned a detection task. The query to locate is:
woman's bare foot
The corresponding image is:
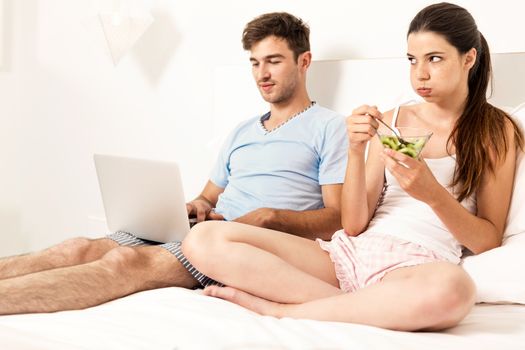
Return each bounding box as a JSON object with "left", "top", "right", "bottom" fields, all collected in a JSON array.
[{"left": 203, "top": 286, "right": 283, "bottom": 317}]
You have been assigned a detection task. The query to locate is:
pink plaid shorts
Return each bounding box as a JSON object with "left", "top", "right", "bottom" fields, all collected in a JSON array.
[{"left": 317, "top": 230, "right": 445, "bottom": 293}]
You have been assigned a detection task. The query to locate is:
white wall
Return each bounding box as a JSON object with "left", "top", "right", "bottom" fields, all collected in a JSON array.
[{"left": 1, "top": 0, "right": 524, "bottom": 255}]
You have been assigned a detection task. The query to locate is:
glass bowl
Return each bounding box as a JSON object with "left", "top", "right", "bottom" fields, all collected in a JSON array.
[{"left": 377, "top": 127, "right": 433, "bottom": 159}]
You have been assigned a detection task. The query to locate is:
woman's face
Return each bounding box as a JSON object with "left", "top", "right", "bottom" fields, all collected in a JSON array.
[{"left": 407, "top": 31, "right": 476, "bottom": 103}]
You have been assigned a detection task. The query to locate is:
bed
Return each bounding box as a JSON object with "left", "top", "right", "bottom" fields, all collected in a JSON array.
[
  {"left": 1, "top": 53, "right": 524, "bottom": 349},
  {"left": 0, "top": 287, "right": 524, "bottom": 350}
]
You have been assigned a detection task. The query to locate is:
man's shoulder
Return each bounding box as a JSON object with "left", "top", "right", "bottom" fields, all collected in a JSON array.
[
  {"left": 227, "top": 114, "right": 262, "bottom": 134},
  {"left": 311, "top": 104, "right": 344, "bottom": 118},
  {"left": 304, "top": 104, "right": 345, "bottom": 127}
]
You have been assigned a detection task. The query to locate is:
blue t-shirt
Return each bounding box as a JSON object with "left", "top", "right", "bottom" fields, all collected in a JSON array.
[{"left": 210, "top": 104, "right": 348, "bottom": 220}]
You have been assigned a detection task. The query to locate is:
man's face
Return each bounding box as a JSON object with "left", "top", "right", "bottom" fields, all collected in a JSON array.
[{"left": 249, "top": 36, "right": 302, "bottom": 104}]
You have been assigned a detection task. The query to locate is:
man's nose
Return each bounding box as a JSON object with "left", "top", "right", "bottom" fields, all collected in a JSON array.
[{"left": 257, "top": 64, "right": 271, "bottom": 80}]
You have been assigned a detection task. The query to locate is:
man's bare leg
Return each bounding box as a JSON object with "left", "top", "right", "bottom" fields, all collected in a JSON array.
[
  {"left": 0, "top": 237, "right": 118, "bottom": 280},
  {"left": 0, "top": 245, "right": 198, "bottom": 315}
]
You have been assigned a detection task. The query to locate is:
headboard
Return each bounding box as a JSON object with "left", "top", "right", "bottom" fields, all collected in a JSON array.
[{"left": 212, "top": 52, "right": 525, "bottom": 143}]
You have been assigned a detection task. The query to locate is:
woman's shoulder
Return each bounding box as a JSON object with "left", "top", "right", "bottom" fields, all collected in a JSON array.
[
  {"left": 502, "top": 113, "right": 522, "bottom": 151},
  {"left": 381, "top": 103, "right": 425, "bottom": 125},
  {"left": 401, "top": 103, "right": 426, "bottom": 116}
]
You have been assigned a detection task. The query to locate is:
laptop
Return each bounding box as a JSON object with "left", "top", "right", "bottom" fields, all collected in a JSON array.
[{"left": 94, "top": 154, "right": 195, "bottom": 243}]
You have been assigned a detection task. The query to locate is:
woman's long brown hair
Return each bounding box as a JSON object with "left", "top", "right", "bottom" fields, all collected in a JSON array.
[{"left": 408, "top": 2, "right": 524, "bottom": 202}]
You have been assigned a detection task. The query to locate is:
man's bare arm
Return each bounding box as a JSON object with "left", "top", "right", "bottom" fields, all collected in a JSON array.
[
  {"left": 233, "top": 184, "right": 342, "bottom": 240},
  {"left": 186, "top": 180, "right": 225, "bottom": 222}
]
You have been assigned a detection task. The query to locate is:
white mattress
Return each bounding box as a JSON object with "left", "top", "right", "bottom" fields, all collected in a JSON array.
[{"left": 0, "top": 287, "right": 524, "bottom": 350}]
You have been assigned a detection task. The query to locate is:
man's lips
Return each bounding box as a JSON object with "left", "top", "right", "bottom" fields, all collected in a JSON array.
[{"left": 259, "top": 83, "right": 275, "bottom": 92}]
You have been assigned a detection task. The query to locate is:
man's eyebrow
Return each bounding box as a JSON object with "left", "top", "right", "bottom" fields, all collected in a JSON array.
[
  {"left": 265, "top": 54, "right": 285, "bottom": 59},
  {"left": 250, "top": 54, "right": 286, "bottom": 61}
]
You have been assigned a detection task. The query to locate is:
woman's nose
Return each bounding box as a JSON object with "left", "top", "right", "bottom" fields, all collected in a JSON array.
[{"left": 416, "top": 63, "right": 430, "bottom": 80}]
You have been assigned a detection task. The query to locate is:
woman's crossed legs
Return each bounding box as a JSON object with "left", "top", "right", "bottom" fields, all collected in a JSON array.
[{"left": 182, "top": 221, "right": 476, "bottom": 331}]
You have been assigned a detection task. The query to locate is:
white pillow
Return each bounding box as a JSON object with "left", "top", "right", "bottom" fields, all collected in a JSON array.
[
  {"left": 461, "top": 103, "right": 525, "bottom": 304},
  {"left": 462, "top": 235, "right": 525, "bottom": 304}
]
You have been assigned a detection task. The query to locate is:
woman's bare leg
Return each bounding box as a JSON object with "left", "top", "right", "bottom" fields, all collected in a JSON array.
[
  {"left": 183, "top": 221, "right": 343, "bottom": 303},
  {"left": 205, "top": 262, "right": 476, "bottom": 331}
]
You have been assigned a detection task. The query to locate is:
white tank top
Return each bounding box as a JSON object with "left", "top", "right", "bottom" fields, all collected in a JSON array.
[{"left": 365, "top": 106, "right": 477, "bottom": 263}]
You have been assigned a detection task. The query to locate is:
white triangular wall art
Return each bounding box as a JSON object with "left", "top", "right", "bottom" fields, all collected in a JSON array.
[{"left": 98, "top": 12, "right": 154, "bottom": 65}]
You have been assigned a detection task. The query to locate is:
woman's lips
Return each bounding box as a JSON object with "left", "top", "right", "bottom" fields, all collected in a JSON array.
[{"left": 417, "top": 88, "right": 432, "bottom": 97}]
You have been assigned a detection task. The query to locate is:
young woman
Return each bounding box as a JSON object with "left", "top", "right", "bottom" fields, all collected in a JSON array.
[{"left": 182, "top": 2, "right": 524, "bottom": 331}]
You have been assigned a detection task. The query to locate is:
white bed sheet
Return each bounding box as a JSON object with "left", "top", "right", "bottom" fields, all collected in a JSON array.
[{"left": 0, "top": 287, "right": 524, "bottom": 350}]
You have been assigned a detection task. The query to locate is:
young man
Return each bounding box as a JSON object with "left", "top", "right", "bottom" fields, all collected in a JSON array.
[{"left": 0, "top": 12, "right": 347, "bottom": 314}]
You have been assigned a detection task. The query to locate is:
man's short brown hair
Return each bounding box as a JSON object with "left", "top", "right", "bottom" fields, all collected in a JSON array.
[{"left": 242, "top": 12, "right": 310, "bottom": 61}]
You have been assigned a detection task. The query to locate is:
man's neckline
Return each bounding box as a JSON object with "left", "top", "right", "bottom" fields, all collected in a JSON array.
[{"left": 259, "top": 101, "right": 316, "bottom": 135}]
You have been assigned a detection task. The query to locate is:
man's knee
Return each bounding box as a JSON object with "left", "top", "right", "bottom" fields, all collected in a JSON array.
[
  {"left": 101, "top": 245, "right": 200, "bottom": 289},
  {"left": 61, "top": 237, "right": 92, "bottom": 252},
  {"left": 100, "top": 246, "right": 142, "bottom": 272},
  {"left": 47, "top": 237, "right": 102, "bottom": 265}
]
